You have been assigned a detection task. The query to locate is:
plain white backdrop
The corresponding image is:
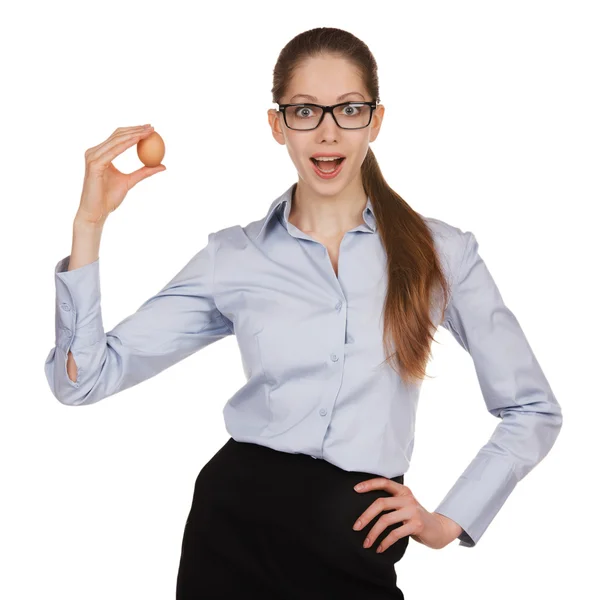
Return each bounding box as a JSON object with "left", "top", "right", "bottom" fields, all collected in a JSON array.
[{"left": 1, "top": 1, "right": 596, "bottom": 598}]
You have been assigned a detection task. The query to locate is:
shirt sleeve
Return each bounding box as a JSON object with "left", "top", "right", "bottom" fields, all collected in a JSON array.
[
  {"left": 434, "top": 230, "right": 563, "bottom": 548},
  {"left": 44, "top": 232, "right": 233, "bottom": 406}
]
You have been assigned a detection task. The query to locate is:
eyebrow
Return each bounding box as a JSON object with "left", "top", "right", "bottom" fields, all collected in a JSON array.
[{"left": 289, "top": 92, "right": 366, "bottom": 103}]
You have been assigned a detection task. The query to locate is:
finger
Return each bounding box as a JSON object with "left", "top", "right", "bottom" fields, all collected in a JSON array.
[
  {"left": 91, "top": 126, "right": 154, "bottom": 159},
  {"left": 363, "top": 508, "right": 409, "bottom": 549},
  {"left": 113, "top": 124, "right": 152, "bottom": 134},
  {"left": 89, "top": 128, "right": 155, "bottom": 166},
  {"left": 352, "top": 496, "right": 396, "bottom": 530},
  {"left": 107, "top": 125, "right": 153, "bottom": 140},
  {"left": 86, "top": 126, "right": 152, "bottom": 159},
  {"left": 354, "top": 477, "right": 392, "bottom": 492},
  {"left": 375, "top": 522, "right": 412, "bottom": 553},
  {"left": 127, "top": 164, "right": 167, "bottom": 189},
  {"left": 356, "top": 479, "right": 412, "bottom": 501}
]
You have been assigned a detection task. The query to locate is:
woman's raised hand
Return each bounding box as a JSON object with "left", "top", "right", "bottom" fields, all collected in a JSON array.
[{"left": 76, "top": 124, "right": 166, "bottom": 226}]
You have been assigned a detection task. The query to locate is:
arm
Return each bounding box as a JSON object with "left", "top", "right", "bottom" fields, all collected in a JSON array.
[
  {"left": 434, "top": 230, "right": 563, "bottom": 548},
  {"left": 44, "top": 228, "right": 233, "bottom": 406}
]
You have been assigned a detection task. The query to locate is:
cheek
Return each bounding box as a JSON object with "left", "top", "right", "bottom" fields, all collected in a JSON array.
[
  {"left": 286, "top": 144, "right": 310, "bottom": 171},
  {"left": 356, "top": 136, "right": 371, "bottom": 157}
]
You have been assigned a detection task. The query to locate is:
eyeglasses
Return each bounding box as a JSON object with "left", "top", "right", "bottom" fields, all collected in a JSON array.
[{"left": 277, "top": 101, "right": 377, "bottom": 131}]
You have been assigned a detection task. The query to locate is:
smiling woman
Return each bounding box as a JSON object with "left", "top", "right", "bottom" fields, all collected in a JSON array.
[
  {"left": 174, "top": 26, "right": 426, "bottom": 599},
  {"left": 44, "top": 22, "right": 562, "bottom": 600},
  {"left": 172, "top": 23, "right": 561, "bottom": 598}
]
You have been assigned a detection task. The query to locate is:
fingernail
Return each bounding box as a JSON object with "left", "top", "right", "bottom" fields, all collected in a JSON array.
[
  {"left": 353, "top": 520, "right": 361, "bottom": 530},
  {"left": 355, "top": 483, "right": 364, "bottom": 490}
]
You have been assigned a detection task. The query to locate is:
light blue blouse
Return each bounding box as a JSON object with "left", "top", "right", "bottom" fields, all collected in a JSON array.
[{"left": 44, "top": 182, "right": 563, "bottom": 548}]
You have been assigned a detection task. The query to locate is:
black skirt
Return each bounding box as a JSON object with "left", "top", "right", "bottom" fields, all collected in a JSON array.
[{"left": 176, "top": 437, "right": 409, "bottom": 599}]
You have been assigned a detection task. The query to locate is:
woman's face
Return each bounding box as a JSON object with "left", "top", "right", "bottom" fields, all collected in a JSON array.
[{"left": 267, "top": 55, "right": 385, "bottom": 196}]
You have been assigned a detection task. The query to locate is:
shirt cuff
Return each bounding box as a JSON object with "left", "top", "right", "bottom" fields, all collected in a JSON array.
[
  {"left": 434, "top": 453, "right": 518, "bottom": 548},
  {"left": 54, "top": 254, "right": 105, "bottom": 353}
]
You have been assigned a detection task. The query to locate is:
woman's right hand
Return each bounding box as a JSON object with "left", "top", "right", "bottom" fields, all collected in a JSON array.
[{"left": 75, "top": 124, "right": 166, "bottom": 226}]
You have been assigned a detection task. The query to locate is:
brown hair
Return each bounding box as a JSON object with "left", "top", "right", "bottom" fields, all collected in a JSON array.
[{"left": 271, "top": 27, "right": 450, "bottom": 385}]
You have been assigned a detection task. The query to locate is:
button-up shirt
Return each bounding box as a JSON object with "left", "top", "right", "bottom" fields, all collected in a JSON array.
[{"left": 44, "top": 182, "right": 563, "bottom": 548}]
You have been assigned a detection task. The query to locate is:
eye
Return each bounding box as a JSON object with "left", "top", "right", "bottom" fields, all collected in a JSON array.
[
  {"left": 343, "top": 103, "right": 363, "bottom": 116},
  {"left": 294, "top": 105, "right": 315, "bottom": 118}
]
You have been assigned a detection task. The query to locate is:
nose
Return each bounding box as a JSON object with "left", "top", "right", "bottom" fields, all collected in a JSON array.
[{"left": 316, "top": 110, "right": 339, "bottom": 139}]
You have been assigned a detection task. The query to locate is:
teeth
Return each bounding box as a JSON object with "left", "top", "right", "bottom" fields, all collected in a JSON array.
[{"left": 313, "top": 156, "right": 343, "bottom": 161}]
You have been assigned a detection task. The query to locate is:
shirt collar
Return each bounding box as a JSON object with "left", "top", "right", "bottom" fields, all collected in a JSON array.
[{"left": 254, "top": 183, "right": 377, "bottom": 240}]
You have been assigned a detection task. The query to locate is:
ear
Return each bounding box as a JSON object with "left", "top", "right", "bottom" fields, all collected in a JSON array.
[
  {"left": 369, "top": 104, "right": 385, "bottom": 143},
  {"left": 267, "top": 108, "right": 286, "bottom": 146}
]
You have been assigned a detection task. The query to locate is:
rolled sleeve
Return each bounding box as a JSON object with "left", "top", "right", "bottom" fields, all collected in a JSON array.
[{"left": 435, "top": 230, "right": 563, "bottom": 548}]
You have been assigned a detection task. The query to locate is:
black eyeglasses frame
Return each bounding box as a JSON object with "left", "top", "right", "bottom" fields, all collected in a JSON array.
[{"left": 276, "top": 101, "right": 378, "bottom": 130}]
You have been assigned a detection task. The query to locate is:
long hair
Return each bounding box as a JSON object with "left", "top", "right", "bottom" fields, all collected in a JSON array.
[{"left": 271, "top": 27, "right": 450, "bottom": 386}]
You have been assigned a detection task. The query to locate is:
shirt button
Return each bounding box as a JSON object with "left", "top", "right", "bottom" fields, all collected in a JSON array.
[
  {"left": 330, "top": 353, "right": 338, "bottom": 362},
  {"left": 319, "top": 408, "right": 327, "bottom": 416},
  {"left": 335, "top": 300, "right": 342, "bottom": 311},
  {"left": 60, "top": 303, "right": 71, "bottom": 311}
]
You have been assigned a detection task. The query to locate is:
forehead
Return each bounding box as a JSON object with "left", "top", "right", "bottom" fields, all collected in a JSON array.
[{"left": 286, "top": 56, "right": 367, "bottom": 102}]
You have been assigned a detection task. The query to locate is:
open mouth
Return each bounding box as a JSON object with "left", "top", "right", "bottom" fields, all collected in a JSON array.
[{"left": 310, "top": 157, "right": 346, "bottom": 174}]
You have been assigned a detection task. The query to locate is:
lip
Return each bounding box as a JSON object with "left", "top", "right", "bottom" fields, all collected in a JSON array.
[
  {"left": 311, "top": 152, "right": 346, "bottom": 158},
  {"left": 310, "top": 156, "right": 346, "bottom": 179}
]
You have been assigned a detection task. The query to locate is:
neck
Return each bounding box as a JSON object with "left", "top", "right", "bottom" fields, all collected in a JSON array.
[{"left": 289, "top": 177, "right": 368, "bottom": 237}]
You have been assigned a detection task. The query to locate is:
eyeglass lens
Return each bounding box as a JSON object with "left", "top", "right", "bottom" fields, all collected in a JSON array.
[{"left": 284, "top": 103, "right": 371, "bottom": 130}]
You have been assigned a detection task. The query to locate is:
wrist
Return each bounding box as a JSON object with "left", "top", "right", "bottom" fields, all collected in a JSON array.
[
  {"left": 433, "top": 512, "right": 463, "bottom": 541},
  {"left": 73, "top": 214, "right": 106, "bottom": 231}
]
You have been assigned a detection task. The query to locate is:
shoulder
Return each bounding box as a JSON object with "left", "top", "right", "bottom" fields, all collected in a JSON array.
[
  {"left": 210, "top": 207, "right": 274, "bottom": 251},
  {"left": 420, "top": 213, "right": 464, "bottom": 241},
  {"left": 419, "top": 214, "right": 473, "bottom": 287},
  {"left": 209, "top": 224, "right": 249, "bottom": 252}
]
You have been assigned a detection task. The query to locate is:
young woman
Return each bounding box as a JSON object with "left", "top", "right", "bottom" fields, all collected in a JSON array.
[{"left": 45, "top": 27, "right": 563, "bottom": 600}]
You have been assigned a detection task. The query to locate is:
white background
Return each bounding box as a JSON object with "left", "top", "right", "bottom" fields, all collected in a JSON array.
[{"left": 1, "top": 1, "right": 596, "bottom": 598}]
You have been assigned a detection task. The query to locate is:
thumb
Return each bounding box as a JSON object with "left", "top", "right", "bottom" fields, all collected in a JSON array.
[{"left": 128, "top": 164, "right": 167, "bottom": 188}]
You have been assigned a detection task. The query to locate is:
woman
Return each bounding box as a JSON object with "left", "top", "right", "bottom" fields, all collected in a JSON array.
[{"left": 45, "top": 27, "right": 563, "bottom": 600}]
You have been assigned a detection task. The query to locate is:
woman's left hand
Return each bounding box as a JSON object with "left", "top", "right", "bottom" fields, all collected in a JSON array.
[{"left": 352, "top": 477, "right": 462, "bottom": 552}]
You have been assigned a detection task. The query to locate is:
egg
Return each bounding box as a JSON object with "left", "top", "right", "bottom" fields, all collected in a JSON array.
[{"left": 137, "top": 131, "right": 166, "bottom": 167}]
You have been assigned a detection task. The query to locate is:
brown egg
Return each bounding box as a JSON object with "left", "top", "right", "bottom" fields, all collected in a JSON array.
[{"left": 137, "top": 131, "right": 166, "bottom": 167}]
